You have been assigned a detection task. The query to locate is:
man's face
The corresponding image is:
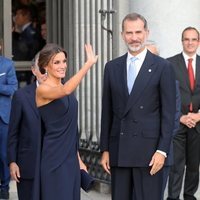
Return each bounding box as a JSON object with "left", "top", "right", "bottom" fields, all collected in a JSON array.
[
  {"left": 20, "top": 0, "right": 31, "bottom": 4},
  {"left": 182, "top": 29, "right": 199, "bottom": 56},
  {"left": 32, "top": 60, "right": 47, "bottom": 84},
  {"left": 14, "top": 10, "right": 27, "bottom": 26},
  {"left": 121, "top": 18, "right": 149, "bottom": 55},
  {"left": 41, "top": 23, "right": 47, "bottom": 40}
]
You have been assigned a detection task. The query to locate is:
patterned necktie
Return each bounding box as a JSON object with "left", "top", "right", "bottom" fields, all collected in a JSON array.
[
  {"left": 127, "top": 57, "right": 138, "bottom": 94},
  {"left": 188, "top": 58, "right": 195, "bottom": 111}
]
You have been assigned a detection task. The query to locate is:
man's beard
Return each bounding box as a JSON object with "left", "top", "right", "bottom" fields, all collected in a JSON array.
[{"left": 126, "top": 43, "right": 145, "bottom": 52}]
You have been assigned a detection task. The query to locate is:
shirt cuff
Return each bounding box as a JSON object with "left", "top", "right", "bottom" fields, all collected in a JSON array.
[{"left": 156, "top": 150, "right": 167, "bottom": 158}]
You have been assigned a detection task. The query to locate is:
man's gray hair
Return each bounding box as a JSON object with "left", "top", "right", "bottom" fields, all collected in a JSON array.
[
  {"left": 122, "top": 12, "right": 148, "bottom": 31},
  {"left": 31, "top": 51, "right": 40, "bottom": 69}
]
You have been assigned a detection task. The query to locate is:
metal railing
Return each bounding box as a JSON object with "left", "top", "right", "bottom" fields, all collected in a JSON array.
[{"left": 62, "top": 0, "right": 115, "bottom": 183}]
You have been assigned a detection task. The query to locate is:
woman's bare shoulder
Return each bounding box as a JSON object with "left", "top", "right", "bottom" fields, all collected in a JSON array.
[
  {"left": 36, "top": 83, "right": 51, "bottom": 93},
  {"left": 36, "top": 84, "right": 52, "bottom": 107},
  {"left": 36, "top": 82, "right": 66, "bottom": 102}
]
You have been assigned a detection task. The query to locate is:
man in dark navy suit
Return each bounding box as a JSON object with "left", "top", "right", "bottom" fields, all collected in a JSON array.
[
  {"left": 7, "top": 53, "right": 47, "bottom": 200},
  {"left": 100, "top": 13, "right": 176, "bottom": 200},
  {"left": 0, "top": 45, "right": 18, "bottom": 199},
  {"left": 12, "top": 5, "right": 43, "bottom": 61}
]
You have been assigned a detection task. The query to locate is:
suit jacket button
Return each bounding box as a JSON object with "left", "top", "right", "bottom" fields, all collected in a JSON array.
[
  {"left": 120, "top": 132, "right": 124, "bottom": 135},
  {"left": 140, "top": 106, "right": 144, "bottom": 109}
]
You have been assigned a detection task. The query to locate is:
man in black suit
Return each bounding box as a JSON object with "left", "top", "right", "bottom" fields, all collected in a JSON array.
[
  {"left": 100, "top": 12, "right": 176, "bottom": 200},
  {"left": 167, "top": 27, "right": 200, "bottom": 200},
  {"left": 7, "top": 53, "right": 47, "bottom": 200}
]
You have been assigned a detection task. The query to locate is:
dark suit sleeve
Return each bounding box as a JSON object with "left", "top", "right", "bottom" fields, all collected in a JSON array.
[
  {"left": 7, "top": 91, "right": 22, "bottom": 164},
  {"left": 100, "top": 63, "right": 113, "bottom": 152},
  {"left": 173, "top": 81, "right": 181, "bottom": 135},
  {"left": 157, "top": 61, "right": 176, "bottom": 153}
]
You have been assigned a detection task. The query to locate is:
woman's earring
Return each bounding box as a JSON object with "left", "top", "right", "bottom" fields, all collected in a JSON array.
[{"left": 45, "top": 70, "right": 48, "bottom": 76}]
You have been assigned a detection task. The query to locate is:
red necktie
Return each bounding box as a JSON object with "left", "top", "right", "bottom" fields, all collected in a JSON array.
[{"left": 188, "top": 58, "right": 195, "bottom": 111}]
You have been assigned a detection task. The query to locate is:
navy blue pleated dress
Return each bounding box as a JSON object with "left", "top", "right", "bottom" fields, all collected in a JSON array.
[{"left": 33, "top": 94, "right": 80, "bottom": 200}]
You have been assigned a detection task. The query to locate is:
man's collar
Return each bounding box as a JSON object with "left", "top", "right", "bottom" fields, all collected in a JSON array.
[
  {"left": 182, "top": 51, "right": 196, "bottom": 60},
  {"left": 127, "top": 48, "right": 147, "bottom": 61}
]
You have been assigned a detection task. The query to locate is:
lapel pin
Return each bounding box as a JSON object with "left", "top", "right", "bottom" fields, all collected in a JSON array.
[{"left": 148, "top": 69, "right": 152, "bottom": 72}]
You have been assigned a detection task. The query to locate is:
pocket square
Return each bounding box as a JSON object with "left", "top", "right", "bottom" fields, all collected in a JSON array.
[
  {"left": 80, "top": 169, "right": 95, "bottom": 192},
  {"left": 0, "top": 72, "right": 6, "bottom": 77}
]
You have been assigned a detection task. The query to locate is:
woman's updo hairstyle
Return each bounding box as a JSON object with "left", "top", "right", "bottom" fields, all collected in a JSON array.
[{"left": 38, "top": 43, "right": 68, "bottom": 74}]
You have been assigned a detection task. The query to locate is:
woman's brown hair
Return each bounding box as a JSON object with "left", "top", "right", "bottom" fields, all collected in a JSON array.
[{"left": 38, "top": 43, "right": 68, "bottom": 74}]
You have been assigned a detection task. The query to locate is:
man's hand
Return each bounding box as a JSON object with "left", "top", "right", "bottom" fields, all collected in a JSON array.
[
  {"left": 149, "top": 152, "right": 165, "bottom": 175},
  {"left": 180, "top": 114, "right": 196, "bottom": 128},
  {"left": 100, "top": 151, "right": 111, "bottom": 174},
  {"left": 187, "top": 112, "right": 200, "bottom": 124},
  {"left": 10, "top": 162, "right": 20, "bottom": 182}
]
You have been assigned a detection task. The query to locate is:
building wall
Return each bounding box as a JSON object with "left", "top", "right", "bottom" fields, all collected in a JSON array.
[{"left": 116, "top": 0, "right": 200, "bottom": 58}]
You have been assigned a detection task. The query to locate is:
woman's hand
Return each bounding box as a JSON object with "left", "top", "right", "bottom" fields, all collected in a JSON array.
[
  {"left": 85, "top": 44, "right": 98, "bottom": 66},
  {"left": 78, "top": 152, "right": 88, "bottom": 172}
]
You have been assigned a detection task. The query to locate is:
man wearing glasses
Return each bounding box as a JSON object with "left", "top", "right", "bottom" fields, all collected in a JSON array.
[{"left": 167, "top": 27, "right": 200, "bottom": 200}]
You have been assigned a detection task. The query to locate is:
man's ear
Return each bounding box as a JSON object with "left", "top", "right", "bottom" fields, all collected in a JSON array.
[
  {"left": 146, "top": 29, "right": 150, "bottom": 38},
  {"left": 121, "top": 31, "right": 125, "bottom": 41},
  {"left": 31, "top": 67, "right": 36, "bottom": 76}
]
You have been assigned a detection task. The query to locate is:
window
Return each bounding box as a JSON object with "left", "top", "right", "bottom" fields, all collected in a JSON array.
[
  {"left": 11, "top": 0, "right": 46, "bottom": 87},
  {"left": 12, "top": 0, "right": 46, "bottom": 61}
]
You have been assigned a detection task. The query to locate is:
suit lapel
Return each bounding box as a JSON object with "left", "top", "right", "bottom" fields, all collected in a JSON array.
[
  {"left": 115, "top": 54, "right": 129, "bottom": 100},
  {"left": 178, "top": 54, "right": 190, "bottom": 91},
  {"left": 121, "top": 54, "right": 130, "bottom": 99},
  {"left": 195, "top": 55, "right": 200, "bottom": 89},
  {"left": 24, "top": 83, "right": 39, "bottom": 117},
  {"left": 123, "top": 51, "right": 157, "bottom": 116}
]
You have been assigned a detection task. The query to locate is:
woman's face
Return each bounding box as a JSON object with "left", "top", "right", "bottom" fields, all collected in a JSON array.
[{"left": 46, "top": 52, "right": 67, "bottom": 79}]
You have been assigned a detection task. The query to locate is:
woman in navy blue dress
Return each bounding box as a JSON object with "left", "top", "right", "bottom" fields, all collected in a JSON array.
[{"left": 33, "top": 43, "right": 98, "bottom": 200}]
